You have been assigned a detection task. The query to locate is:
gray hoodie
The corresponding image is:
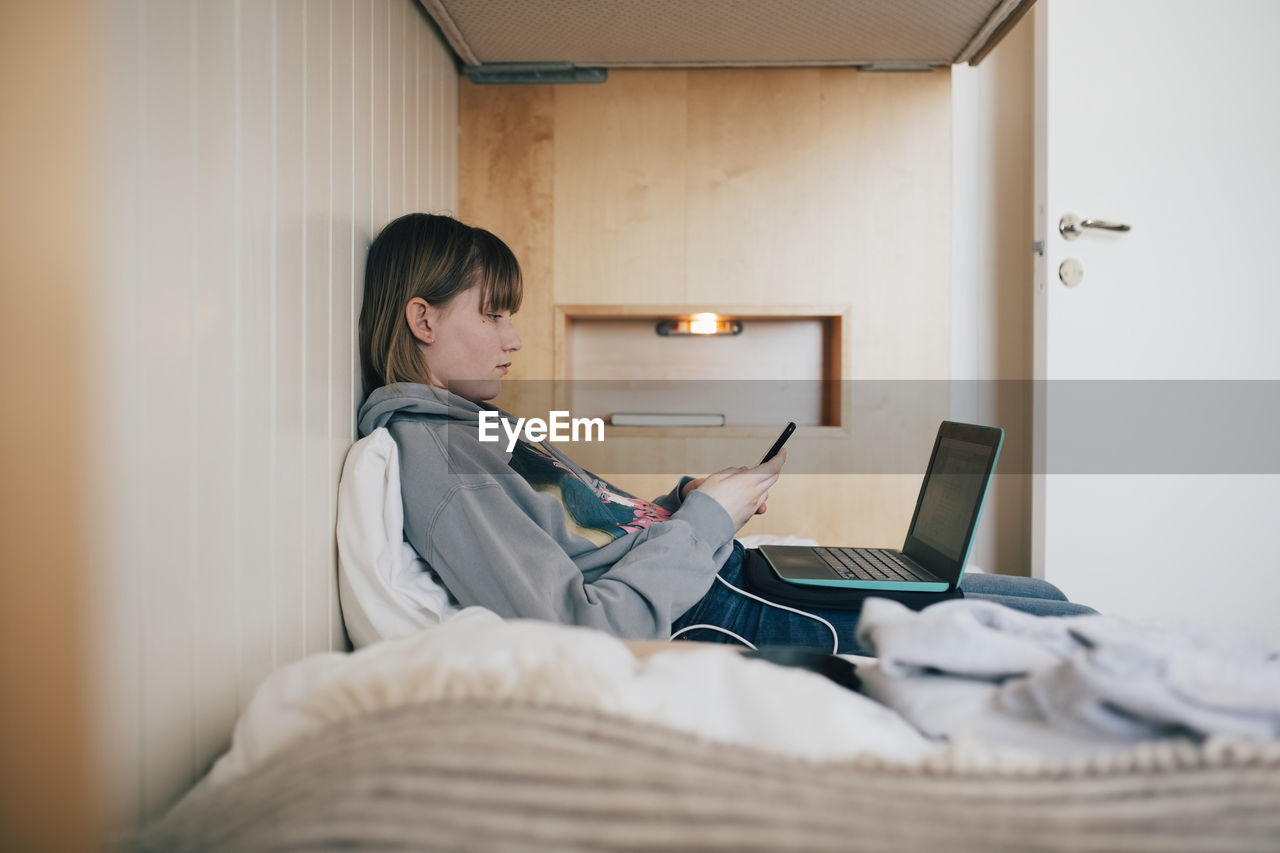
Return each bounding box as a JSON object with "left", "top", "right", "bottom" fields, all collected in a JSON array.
[{"left": 357, "top": 383, "right": 737, "bottom": 639}]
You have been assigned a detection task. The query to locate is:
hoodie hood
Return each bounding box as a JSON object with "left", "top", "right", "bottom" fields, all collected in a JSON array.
[
  {"left": 358, "top": 381, "right": 604, "bottom": 487},
  {"left": 358, "top": 383, "right": 488, "bottom": 437}
]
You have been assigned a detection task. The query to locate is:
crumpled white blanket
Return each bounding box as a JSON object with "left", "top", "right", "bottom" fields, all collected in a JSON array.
[
  {"left": 200, "top": 608, "right": 938, "bottom": 792},
  {"left": 855, "top": 597, "right": 1280, "bottom": 760}
]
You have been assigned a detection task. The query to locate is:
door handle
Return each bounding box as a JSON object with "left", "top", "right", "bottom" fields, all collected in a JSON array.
[{"left": 1059, "top": 213, "right": 1132, "bottom": 240}]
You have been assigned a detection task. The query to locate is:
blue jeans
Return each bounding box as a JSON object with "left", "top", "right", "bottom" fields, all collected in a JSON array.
[{"left": 670, "top": 543, "right": 1096, "bottom": 655}]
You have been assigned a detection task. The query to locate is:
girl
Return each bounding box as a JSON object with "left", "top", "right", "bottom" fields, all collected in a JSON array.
[{"left": 356, "top": 213, "right": 1092, "bottom": 653}]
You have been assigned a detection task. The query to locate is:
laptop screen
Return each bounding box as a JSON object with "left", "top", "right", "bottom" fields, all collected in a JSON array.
[
  {"left": 910, "top": 437, "right": 994, "bottom": 559},
  {"left": 902, "top": 422, "right": 1003, "bottom": 578}
]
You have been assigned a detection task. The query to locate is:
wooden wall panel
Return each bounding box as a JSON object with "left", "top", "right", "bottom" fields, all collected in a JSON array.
[
  {"left": 684, "top": 69, "right": 827, "bottom": 305},
  {"left": 814, "top": 69, "right": 954, "bottom": 379},
  {"left": 460, "top": 68, "right": 952, "bottom": 547},
  {"left": 552, "top": 71, "right": 690, "bottom": 305},
  {"left": 459, "top": 83, "right": 558, "bottom": 418}
]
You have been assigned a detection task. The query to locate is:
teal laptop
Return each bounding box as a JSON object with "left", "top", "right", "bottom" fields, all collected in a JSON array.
[{"left": 759, "top": 421, "right": 1003, "bottom": 593}]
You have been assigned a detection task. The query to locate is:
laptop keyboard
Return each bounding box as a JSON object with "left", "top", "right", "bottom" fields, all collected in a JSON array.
[{"left": 815, "top": 547, "right": 934, "bottom": 583}]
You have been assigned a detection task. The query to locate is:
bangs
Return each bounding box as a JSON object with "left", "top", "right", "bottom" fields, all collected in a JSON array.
[{"left": 470, "top": 227, "right": 523, "bottom": 314}]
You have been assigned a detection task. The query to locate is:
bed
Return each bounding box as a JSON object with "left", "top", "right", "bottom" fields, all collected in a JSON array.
[{"left": 131, "top": 431, "right": 1280, "bottom": 851}]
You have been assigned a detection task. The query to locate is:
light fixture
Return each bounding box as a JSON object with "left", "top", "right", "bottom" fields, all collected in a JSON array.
[{"left": 655, "top": 313, "right": 743, "bottom": 337}]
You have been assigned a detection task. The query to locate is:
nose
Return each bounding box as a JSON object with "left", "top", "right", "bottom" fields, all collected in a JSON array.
[{"left": 503, "top": 321, "right": 522, "bottom": 352}]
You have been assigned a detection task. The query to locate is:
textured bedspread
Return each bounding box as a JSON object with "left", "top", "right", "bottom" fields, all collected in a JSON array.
[{"left": 136, "top": 699, "right": 1280, "bottom": 852}]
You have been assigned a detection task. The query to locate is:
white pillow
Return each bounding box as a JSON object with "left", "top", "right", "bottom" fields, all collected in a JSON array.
[{"left": 336, "top": 428, "right": 461, "bottom": 648}]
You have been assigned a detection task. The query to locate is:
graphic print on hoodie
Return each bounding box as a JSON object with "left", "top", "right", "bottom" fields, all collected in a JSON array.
[{"left": 507, "top": 440, "right": 671, "bottom": 547}]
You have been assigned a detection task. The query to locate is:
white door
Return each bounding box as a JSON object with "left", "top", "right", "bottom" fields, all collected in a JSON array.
[{"left": 1032, "top": 0, "right": 1280, "bottom": 639}]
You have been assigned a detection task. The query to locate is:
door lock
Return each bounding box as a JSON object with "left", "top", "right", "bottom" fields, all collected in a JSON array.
[{"left": 1059, "top": 258, "right": 1084, "bottom": 287}]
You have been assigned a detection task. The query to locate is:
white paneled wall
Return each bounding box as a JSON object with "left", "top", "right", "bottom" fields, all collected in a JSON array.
[
  {"left": 949, "top": 11, "right": 1034, "bottom": 574},
  {"left": 90, "top": 0, "right": 457, "bottom": 827}
]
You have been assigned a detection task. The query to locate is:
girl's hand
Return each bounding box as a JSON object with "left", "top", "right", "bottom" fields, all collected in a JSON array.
[{"left": 690, "top": 450, "right": 785, "bottom": 532}]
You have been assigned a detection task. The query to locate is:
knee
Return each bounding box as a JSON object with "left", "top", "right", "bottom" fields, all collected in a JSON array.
[{"left": 961, "top": 572, "right": 1070, "bottom": 601}]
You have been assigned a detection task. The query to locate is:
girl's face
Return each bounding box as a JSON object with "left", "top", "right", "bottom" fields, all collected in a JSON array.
[{"left": 418, "top": 285, "right": 521, "bottom": 403}]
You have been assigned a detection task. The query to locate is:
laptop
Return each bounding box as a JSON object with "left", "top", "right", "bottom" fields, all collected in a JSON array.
[{"left": 759, "top": 420, "right": 1003, "bottom": 593}]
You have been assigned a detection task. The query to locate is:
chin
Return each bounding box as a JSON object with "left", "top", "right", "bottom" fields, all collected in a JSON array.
[{"left": 452, "top": 379, "right": 501, "bottom": 403}]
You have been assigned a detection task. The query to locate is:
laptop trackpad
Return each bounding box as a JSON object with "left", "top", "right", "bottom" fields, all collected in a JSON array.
[{"left": 761, "top": 545, "right": 840, "bottom": 581}]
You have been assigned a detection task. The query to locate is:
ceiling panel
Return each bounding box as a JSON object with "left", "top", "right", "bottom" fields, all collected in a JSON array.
[{"left": 421, "top": 0, "right": 1031, "bottom": 70}]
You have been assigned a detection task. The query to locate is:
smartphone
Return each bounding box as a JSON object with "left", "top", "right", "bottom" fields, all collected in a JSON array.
[{"left": 760, "top": 421, "right": 796, "bottom": 464}]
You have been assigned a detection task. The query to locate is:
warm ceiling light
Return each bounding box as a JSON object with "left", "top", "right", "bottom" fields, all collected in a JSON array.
[{"left": 655, "top": 313, "right": 743, "bottom": 337}]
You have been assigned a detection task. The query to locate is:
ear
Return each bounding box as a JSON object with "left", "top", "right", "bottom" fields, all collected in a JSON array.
[{"left": 405, "top": 297, "right": 434, "bottom": 345}]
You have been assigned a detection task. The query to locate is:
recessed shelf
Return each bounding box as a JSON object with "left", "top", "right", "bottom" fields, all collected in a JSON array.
[{"left": 554, "top": 305, "right": 848, "bottom": 428}]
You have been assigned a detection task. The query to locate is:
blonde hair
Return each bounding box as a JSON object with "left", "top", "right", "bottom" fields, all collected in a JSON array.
[{"left": 358, "top": 213, "right": 522, "bottom": 396}]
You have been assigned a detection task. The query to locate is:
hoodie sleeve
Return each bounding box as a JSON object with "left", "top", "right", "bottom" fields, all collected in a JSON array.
[
  {"left": 650, "top": 476, "right": 697, "bottom": 514},
  {"left": 392, "top": 422, "right": 736, "bottom": 639},
  {"left": 417, "top": 484, "right": 735, "bottom": 639}
]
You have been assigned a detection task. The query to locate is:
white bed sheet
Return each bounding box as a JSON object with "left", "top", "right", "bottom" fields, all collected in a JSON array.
[{"left": 203, "top": 607, "right": 932, "bottom": 792}]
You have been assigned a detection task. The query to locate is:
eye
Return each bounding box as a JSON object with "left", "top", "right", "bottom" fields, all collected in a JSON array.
[{"left": 486, "top": 313, "right": 503, "bottom": 323}]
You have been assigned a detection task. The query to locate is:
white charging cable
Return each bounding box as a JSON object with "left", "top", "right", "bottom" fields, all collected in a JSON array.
[
  {"left": 669, "top": 573, "right": 840, "bottom": 653},
  {"left": 668, "top": 622, "right": 758, "bottom": 649}
]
